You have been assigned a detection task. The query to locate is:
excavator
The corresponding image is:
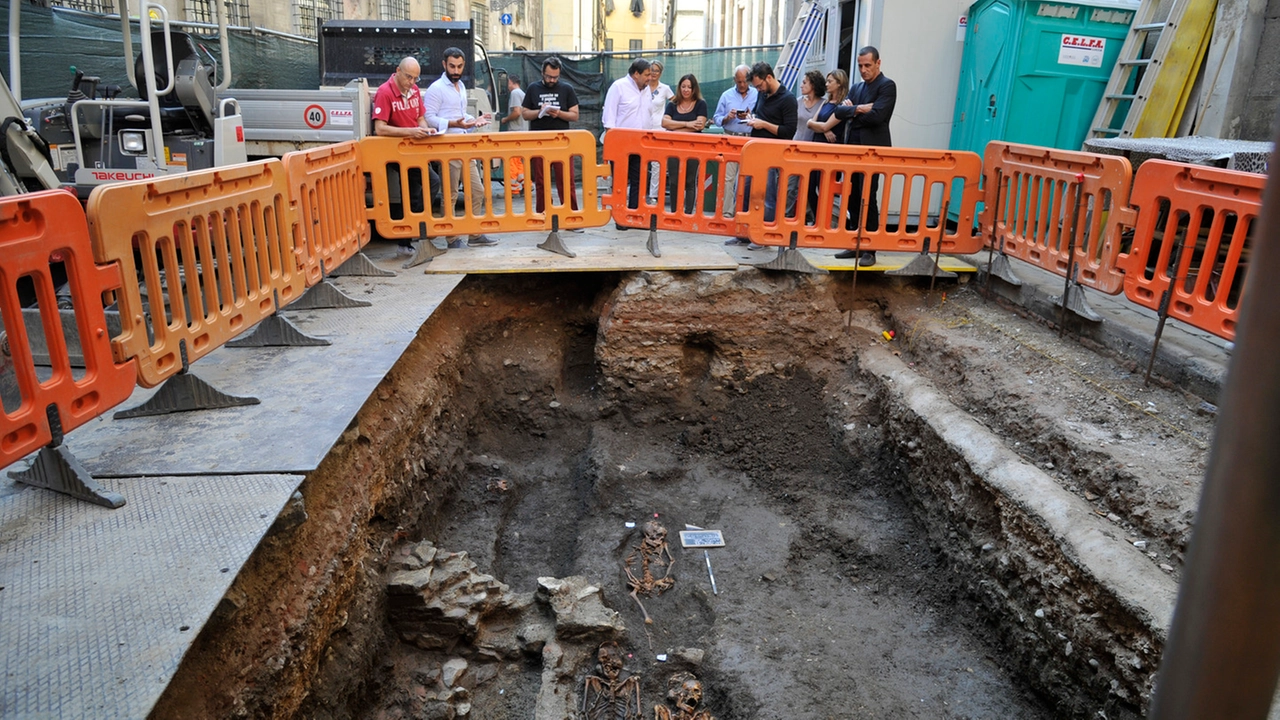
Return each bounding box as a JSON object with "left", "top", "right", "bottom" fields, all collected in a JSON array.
[{"left": 1, "top": 0, "right": 246, "bottom": 198}]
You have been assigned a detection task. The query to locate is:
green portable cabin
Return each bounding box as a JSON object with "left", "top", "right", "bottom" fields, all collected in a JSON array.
[{"left": 949, "top": 0, "right": 1137, "bottom": 156}]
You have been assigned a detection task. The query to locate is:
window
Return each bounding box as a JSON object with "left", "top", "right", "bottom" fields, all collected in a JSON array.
[
  {"left": 50, "top": 0, "right": 114, "bottom": 12},
  {"left": 433, "top": 0, "right": 452, "bottom": 20},
  {"left": 471, "top": 3, "right": 489, "bottom": 46},
  {"left": 379, "top": 0, "right": 408, "bottom": 21},
  {"left": 605, "top": 38, "right": 614, "bottom": 51},
  {"left": 185, "top": 0, "right": 249, "bottom": 25},
  {"left": 295, "top": 0, "right": 341, "bottom": 38},
  {"left": 629, "top": 38, "right": 642, "bottom": 51}
]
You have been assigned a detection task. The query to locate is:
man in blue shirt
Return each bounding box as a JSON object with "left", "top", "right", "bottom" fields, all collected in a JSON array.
[{"left": 712, "top": 65, "right": 757, "bottom": 244}]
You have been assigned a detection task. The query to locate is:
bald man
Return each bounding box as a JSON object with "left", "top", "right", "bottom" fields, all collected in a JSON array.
[{"left": 373, "top": 57, "right": 441, "bottom": 255}]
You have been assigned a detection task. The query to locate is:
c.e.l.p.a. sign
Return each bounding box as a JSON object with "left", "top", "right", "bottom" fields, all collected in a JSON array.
[{"left": 1058, "top": 34, "right": 1106, "bottom": 67}]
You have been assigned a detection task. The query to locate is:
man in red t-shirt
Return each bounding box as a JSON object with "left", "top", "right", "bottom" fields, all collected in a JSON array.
[{"left": 373, "top": 57, "right": 441, "bottom": 256}]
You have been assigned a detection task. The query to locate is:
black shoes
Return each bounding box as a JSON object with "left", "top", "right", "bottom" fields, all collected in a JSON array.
[{"left": 834, "top": 250, "right": 877, "bottom": 266}]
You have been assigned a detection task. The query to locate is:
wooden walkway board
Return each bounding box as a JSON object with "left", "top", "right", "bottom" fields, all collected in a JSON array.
[{"left": 419, "top": 231, "right": 977, "bottom": 275}]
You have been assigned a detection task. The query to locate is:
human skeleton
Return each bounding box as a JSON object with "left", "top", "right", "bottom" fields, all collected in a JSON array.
[
  {"left": 623, "top": 520, "right": 676, "bottom": 624},
  {"left": 580, "top": 641, "right": 642, "bottom": 720}
]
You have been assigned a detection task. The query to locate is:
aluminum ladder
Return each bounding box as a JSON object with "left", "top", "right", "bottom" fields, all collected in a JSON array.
[{"left": 775, "top": 0, "right": 827, "bottom": 92}]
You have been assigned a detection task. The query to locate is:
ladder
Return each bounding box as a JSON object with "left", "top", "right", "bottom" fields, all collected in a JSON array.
[
  {"left": 1087, "top": 0, "right": 1217, "bottom": 141},
  {"left": 775, "top": 0, "right": 827, "bottom": 91}
]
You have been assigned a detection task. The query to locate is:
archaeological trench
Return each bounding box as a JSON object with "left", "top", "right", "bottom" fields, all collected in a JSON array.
[{"left": 149, "top": 268, "right": 1212, "bottom": 719}]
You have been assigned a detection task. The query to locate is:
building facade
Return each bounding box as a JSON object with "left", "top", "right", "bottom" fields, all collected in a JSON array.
[{"left": 59, "top": 0, "right": 539, "bottom": 51}]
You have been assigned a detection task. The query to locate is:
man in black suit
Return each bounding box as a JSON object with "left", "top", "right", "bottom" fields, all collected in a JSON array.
[{"left": 833, "top": 46, "right": 896, "bottom": 265}]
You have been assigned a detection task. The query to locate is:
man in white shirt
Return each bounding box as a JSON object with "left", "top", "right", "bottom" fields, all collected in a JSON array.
[
  {"left": 423, "top": 46, "right": 497, "bottom": 248},
  {"left": 602, "top": 58, "right": 653, "bottom": 210}
]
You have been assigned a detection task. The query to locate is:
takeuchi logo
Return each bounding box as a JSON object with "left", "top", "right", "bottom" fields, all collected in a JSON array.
[{"left": 1062, "top": 35, "right": 1104, "bottom": 49}]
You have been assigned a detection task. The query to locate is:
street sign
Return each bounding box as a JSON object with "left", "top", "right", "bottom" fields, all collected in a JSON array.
[{"left": 500, "top": 12, "right": 512, "bottom": 24}]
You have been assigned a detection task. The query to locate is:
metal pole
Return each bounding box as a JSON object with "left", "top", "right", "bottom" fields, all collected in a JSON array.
[
  {"left": 984, "top": 169, "right": 1004, "bottom": 301},
  {"left": 846, "top": 195, "right": 868, "bottom": 330},
  {"left": 1143, "top": 240, "right": 1184, "bottom": 387},
  {"left": 929, "top": 198, "right": 950, "bottom": 297},
  {"left": 1058, "top": 174, "right": 1085, "bottom": 338},
  {"left": 118, "top": 0, "right": 136, "bottom": 90},
  {"left": 1148, "top": 124, "right": 1280, "bottom": 720},
  {"left": 9, "top": 0, "right": 21, "bottom": 101}
]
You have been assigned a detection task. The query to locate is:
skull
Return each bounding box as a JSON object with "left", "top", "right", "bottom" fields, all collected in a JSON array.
[
  {"left": 668, "top": 671, "right": 704, "bottom": 713},
  {"left": 643, "top": 521, "right": 668, "bottom": 546},
  {"left": 597, "top": 641, "right": 624, "bottom": 681}
]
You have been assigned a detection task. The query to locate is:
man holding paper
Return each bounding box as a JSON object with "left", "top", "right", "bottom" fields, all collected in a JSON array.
[
  {"left": 521, "top": 57, "right": 581, "bottom": 213},
  {"left": 424, "top": 46, "right": 498, "bottom": 248}
]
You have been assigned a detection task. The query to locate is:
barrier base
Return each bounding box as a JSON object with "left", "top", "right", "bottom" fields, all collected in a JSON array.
[
  {"left": 403, "top": 239, "right": 445, "bottom": 269},
  {"left": 114, "top": 372, "right": 260, "bottom": 419},
  {"left": 538, "top": 229, "right": 577, "bottom": 258},
  {"left": 226, "top": 315, "right": 331, "bottom": 348},
  {"left": 287, "top": 280, "right": 372, "bottom": 311},
  {"left": 754, "top": 247, "right": 827, "bottom": 275},
  {"left": 646, "top": 215, "right": 661, "bottom": 258},
  {"left": 1051, "top": 285, "right": 1104, "bottom": 323},
  {"left": 887, "top": 249, "right": 959, "bottom": 279},
  {"left": 330, "top": 252, "right": 395, "bottom": 277},
  {"left": 987, "top": 254, "right": 1024, "bottom": 287},
  {"left": 10, "top": 444, "right": 126, "bottom": 509}
]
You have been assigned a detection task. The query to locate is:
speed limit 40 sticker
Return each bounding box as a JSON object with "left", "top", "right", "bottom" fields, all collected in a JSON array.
[{"left": 304, "top": 104, "right": 327, "bottom": 129}]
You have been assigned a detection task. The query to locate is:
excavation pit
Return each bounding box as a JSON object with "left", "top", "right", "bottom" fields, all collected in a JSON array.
[{"left": 153, "top": 269, "right": 1211, "bottom": 720}]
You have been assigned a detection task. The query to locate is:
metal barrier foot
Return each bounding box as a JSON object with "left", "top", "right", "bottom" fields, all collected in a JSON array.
[
  {"left": 646, "top": 215, "right": 661, "bottom": 258},
  {"left": 402, "top": 237, "right": 445, "bottom": 269},
  {"left": 887, "top": 241, "right": 959, "bottom": 279},
  {"left": 1051, "top": 284, "right": 1104, "bottom": 323},
  {"left": 538, "top": 216, "right": 577, "bottom": 258},
  {"left": 753, "top": 234, "right": 827, "bottom": 275},
  {"left": 329, "top": 251, "right": 395, "bottom": 277},
  {"left": 286, "top": 280, "right": 372, "bottom": 310},
  {"left": 987, "top": 254, "right": 1024, "bottom": 287},
  {"left": 10, "top": 444, "right": 125, "bottom": 509},
  {"left": 114, "top": 371, "right": 260, "bottom": 419},
  {"left": 226, "top": 315, "right": 331, "bottom": 348}
]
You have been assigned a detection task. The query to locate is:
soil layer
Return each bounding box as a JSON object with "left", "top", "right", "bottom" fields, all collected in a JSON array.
[{"left": 152, "top": 270, "right": 1209, "bottom": 719}]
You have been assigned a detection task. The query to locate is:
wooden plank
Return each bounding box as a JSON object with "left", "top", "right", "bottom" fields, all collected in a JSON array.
[
  {"left": 419, "top": 230, "right": 740, "bottom": 274},
  {"left": 1130, "top": 0, "right": 1219, "bottom": 137}
]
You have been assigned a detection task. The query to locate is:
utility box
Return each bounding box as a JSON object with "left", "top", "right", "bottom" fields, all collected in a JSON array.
[{"left": 949, "top": 0, "right": 1137, "bottom": 156}]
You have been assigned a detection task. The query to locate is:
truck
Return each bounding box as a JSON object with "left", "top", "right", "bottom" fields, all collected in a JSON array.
[{"left": 227, "top": 19, "right": 500, "bottom": 158}]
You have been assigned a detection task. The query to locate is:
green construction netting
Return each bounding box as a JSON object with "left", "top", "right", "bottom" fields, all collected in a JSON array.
[{"left": 0, "top": 0, "right": 319, "bottom": 101}]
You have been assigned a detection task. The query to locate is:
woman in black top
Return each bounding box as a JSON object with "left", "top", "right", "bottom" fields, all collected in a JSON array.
[
  {"left": 807, "top": 69, "right": 851, "bottom": 228},
  {"left": 808, "top": 69, "right": 850, "bottom": 144},
  {"left": 662, "top": 74, "right": 708, "bottom": 214}
]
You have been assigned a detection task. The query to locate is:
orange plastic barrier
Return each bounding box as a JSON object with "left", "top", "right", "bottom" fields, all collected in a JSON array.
[
  {"left": 362, "top": 130, "right": 611, "bottom": 238},
  {"left": 981, "top": 142, "right": 1135, "bottom": 294},
  {"left": 601, "top": 128, "right": 752, "bottom": 236},
  {"left": 283, "top": 141, "right": 369, "bottom": 286},
  {"left": 738, "top": 141, "right": 985, "bottom": 254},
  {"left": 1, "top": 190, "right": 137, "bottom": 468},
  {"left": 1120, "top": 160, "right": 1265, "bottom": 340},
  {"left": 87, "top": 160, "right": 306, "bottom": 387}
]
